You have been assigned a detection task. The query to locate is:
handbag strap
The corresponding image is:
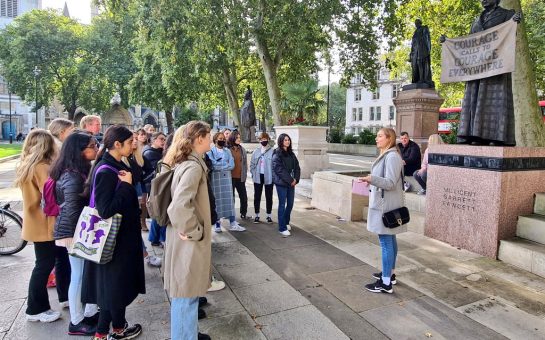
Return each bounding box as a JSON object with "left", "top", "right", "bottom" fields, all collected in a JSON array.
[{"left": 90, "top": 164, "right": 120, "bottom": 208}]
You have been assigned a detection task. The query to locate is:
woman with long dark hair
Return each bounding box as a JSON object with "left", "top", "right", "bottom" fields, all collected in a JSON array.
[
  {"left": 272, "top": 133, "right": 300, "bottom": 237},
  {"left": 15, "top": 129, "right": 69, "bottom": 323},
  {"left": 82, "top": 125, "right": 145, "bottom": 340},
  {"left": 227, "top": 130, "right": 249, "bottom": 219},
  {"left": 51, "top": 132, "right": 99, "bottom": 335}
]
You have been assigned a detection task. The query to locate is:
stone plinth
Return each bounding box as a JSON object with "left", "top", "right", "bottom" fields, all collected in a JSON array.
[
  {"left": 311, "top": 170, "right": 369, "bottom": 221},
  {"left": 425, "top": 145, "right": 545, "bottom": 258},
  {"left": 393, "top": 88, "right": 444, "bottom": 144},
  {"left": 274, "top": 126, "right": 329, "bottom": 179}
]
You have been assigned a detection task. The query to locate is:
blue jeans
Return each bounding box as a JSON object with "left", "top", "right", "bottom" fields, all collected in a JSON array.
[
  {"left": 148, "top": 219, "right": 166, "bottom": 243},
  {"left": 276, "top": 185, "right": 295, "bottom": 232},
  {"left": 378, "top": 235, "right": 398, "bottom": 278},
  {"left": 68, "top": 255, "right": 98, "bottom": 324},
  {"left": 171, "top": 297, "right": 199, "bottom": 340}
]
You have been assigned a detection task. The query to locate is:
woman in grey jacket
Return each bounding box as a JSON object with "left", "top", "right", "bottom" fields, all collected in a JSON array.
[
  {"left": 357, "top": 128, "right": 405, "bottom": 294},
  {"left": 250, "top": 132, "right": 274, "bottom": 223}
]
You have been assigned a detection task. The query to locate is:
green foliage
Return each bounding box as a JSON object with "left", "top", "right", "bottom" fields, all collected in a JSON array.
[
  {"left": 318, "top": 83, "right": 346, "bottom": 130},
  {"left": 523, "top": 0, "right": 545, "bottom": 98},
  {"left": 341, "top": 134, "right": 358, "bottom": 144},
  {"left": 440, "top": 121, "right": 459, "bottom": 144},
  {"left": 174, "top": 107, "right": 200, "bottom": 128},
  {"left": 281, "top": 80, "right": 324, "bottom": 124},
  {"left": 328, "top": 129, "right": 344, "bottom": 143},
  {"left": 358, "top": 129, "right": 376, "bottom": 145}
]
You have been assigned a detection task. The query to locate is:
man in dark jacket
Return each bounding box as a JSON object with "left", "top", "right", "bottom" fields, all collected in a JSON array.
[{"left": 397, "top": 132, "right": 421, "bottom": 176}]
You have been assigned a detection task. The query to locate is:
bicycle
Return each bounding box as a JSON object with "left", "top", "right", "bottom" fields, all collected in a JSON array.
[{"left": 0, "top": 203, "right": 27, "bottom": 255}]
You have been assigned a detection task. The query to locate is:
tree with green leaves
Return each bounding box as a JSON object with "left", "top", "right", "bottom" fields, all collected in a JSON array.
[{"left": 319, "top": 83, "right": 346, "bottom": 131}]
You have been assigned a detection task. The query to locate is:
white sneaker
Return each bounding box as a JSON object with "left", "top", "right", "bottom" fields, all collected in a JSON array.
[
  {"left": 286, "top": 224, "right": 292, "bottom": 231},
  {"left": 207, "top": 278, "right": 226, "bottom": 292},
  {"left": 280, "top": 230, "right": 291, "bottom": 237},
  {"left": 26, "top": 309, "right": 61, "bottom": 323},
  {"left": 229, "top": 223, "right": 246, "bottom": 232},
  {"left": 59, "top": 301, "right": 69, "bottom": 309},
  {"left": 145, "top": 255, "right": 162, "bottom": 267},
  {"left": 214, "top": 223, "right": 222, "bottom": 233}
]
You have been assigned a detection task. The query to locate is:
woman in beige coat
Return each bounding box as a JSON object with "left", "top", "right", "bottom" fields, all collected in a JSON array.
[
  {"left": 15, "top": 129, "right": 70, "bottom": 323},
  {"left": 162, "top": 121, "right": 212, "bottom": 340}
]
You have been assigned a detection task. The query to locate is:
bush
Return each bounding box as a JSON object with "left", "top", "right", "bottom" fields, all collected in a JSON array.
[
  {"left": 358, "top": 128, "right": 376, "bottom": 145},
  {"left": 440, "top": 121, "right": 459, "bottom": 144},
  {"left": 328, "top": 129, "right": 344, "bottom": 143},
  {"left": 341, "top": 134, "right": 358, "bottom": 144}
]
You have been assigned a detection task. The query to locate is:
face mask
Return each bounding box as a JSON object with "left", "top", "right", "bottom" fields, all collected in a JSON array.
[
  {"left": 260, "top": 141, "right": 268, "bottom": 146},
  {"left": 217, "top": 140, "right": 226, "bottom": 147}
]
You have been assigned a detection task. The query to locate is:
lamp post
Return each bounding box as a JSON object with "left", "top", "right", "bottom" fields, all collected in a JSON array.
[
  {"left": 8, "top": 83, "right": 12, "bottom": 144},
  {"left": 33, "top": 66, "right": 41, "bottom": 128}
]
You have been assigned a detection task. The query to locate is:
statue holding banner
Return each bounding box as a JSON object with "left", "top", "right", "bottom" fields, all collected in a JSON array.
[
  {"left": 441, "top": 0, "right": 521, "bottom": 146},
  {"left": 409, "top": 19, "right": 433, "bottom": 88}
]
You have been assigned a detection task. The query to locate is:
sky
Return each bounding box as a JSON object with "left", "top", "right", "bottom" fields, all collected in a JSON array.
[{"left": 42, "top": 0, "right": 92, "bottom": 24}]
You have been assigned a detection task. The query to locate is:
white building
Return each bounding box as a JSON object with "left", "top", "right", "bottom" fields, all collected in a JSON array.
[
  {"left": 0, "top": 0, "right": 42, "bottom": 139},
  {"left": 345, "top": 68, "right": 407, "bottom": 135}
]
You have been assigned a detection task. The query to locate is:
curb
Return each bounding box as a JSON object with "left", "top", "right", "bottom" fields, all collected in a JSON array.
[{"left": 0, "top": 154, "right": 20, "bottom": 164}]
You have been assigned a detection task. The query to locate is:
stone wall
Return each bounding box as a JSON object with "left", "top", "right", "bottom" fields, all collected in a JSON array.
[{"left": 327, "top": 143, "right": 379, "bottom": 156}]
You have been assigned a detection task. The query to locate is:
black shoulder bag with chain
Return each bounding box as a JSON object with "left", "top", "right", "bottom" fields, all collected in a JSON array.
[{"left": 381, "top": 155, "right": 411, "bottom": 228}]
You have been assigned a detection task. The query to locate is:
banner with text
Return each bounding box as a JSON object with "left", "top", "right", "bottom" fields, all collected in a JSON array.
[{"left": 440, "top": 20, "right": 517, "bottom": 83}]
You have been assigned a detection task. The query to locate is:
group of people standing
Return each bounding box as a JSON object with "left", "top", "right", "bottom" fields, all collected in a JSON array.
[{"left": 16, "top": 117, "right": 301, "bottom": 340}]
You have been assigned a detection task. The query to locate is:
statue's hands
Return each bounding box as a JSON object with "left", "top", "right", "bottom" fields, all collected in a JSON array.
[
  {"left": 439, "top": 35, "right": 447, "bottom": 44},
  {"left": 512, "top": 12, "right": 522, "bottom": 23}
]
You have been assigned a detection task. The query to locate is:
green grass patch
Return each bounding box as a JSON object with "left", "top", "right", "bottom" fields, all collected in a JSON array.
[{"left": 0, "top": 144, "right": 22, "bottom": 158}]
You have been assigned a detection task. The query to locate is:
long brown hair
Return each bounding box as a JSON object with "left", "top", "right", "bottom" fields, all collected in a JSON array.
[
  {"left": 378, "top": 127, "right": 397, "bottom": 154},
  {"left": 15, "top": 129, "right": 56, "bottom": 188},
  {"left": 163, "top": 121, "right": 210, "bottom": 166}
]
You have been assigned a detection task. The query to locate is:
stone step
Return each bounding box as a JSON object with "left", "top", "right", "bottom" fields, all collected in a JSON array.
[
  {"left": 498, "top": 238, "right": 545, "bottom": 278},
  {"left": 534, "top": 193, "right": 545, "bottom": 216},
  {"left": 407, "top": 211, "right": 425, "bottom": 234},
  {"left": 405, "top": 192, "right": 426, "bottom": 214},
  {"left": 404, "top": 176, "right": 423, "bottom": 193},
  {"left": 516, "top": 214, "right": 545, "bottom": 245}
]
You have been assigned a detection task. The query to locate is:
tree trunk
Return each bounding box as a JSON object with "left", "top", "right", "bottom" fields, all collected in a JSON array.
[
  {"left": 221, "top": 67, "right": 244, "bottom": 137},
  {"left": 67, "top": 103, "right": 77, "bottom": 121},
  {"left": 254, "top": 35, "right": 283, "bottom": 127},
  {"left": 165, "top": 110, "right": 174, "bottom": 134},
  {"left": 504, "top": 0, "right": 545, "bottom": 146}
]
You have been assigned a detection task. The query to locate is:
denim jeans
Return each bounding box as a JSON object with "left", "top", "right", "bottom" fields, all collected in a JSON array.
[
  {"left": 148, "top": 219, "right": 166, "bottom": 243},
  {"left": 378, "top": 235, "right": 398, "bottom": 278},
  {"left": 171, "top": 297, "right": 199, "bottom": 340},
  {"left": 413, "top": 170, "right": 427, "bottom": 190},
  {"left": 276, "top": 185, "right": 295, "bottom": 232},
  {"left": 68, "top": 255, "right": 99, "bottom": 324}
]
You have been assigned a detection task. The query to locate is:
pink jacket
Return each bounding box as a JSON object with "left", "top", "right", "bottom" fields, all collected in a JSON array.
[{"left": 418, "top": 149, "right": 429, "bottom": 175}]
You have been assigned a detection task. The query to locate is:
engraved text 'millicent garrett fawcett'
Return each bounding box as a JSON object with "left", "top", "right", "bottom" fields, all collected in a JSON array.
[{"left": 441, "top": 187, "right": 477, "bottom": 212}]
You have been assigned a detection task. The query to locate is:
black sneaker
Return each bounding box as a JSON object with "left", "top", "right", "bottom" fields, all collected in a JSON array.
[
  {"left": 365, "top": 279, "right": 393, "bottom": 294},
  {"left": 198, "top": 296, "right": 208, "bottom": 307},
  {"left": 198, "top": 333, "right": 211, "bottom": 340},
  {"left": 107, "top": 323, "right": 142, "bottom": 340},
  {"left": 266, "top": 217, "right": 273, "bottom": 223},
  {"left": 254, "top": 216, "right": 260, "bottom": 223},
  {"left": 84, "top": 312, "right": 100, "bottom": 325},
  {"left": 372, "top": 272, "right": 397, "bottom": 285},
  {"left": 68, "top": 321, "right": 96, "bottom": 335},
  {"left": 198, "top": 308, "right": 206, "bottom": 320}
]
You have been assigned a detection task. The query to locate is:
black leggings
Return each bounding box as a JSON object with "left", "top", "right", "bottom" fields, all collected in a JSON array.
[
  {"left": 254, "top": 175, "right": 273, "bottom": 214},
  {"left": 97, "top": 307, "right": 126, "bottom": 334},
  {"left": 26, "top": 241, "right": 70, "bottom": 315},
  {"left": 232, "top": 178, "right": 248, "bottom": 216}
]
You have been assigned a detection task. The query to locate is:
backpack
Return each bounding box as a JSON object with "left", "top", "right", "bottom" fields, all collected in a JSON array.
[
  {"left": 146, "top": 161, "right": 174, "bottom": 227},
  {"left": 41, "top": 177, "right": 60, "bottom": 217}
]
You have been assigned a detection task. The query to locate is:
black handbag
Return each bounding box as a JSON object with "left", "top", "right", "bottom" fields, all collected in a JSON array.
[{"left": 380, "top": 157, "right": 410, "bottom": 228}]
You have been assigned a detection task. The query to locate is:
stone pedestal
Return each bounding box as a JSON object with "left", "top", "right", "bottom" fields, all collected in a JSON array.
[
  {"left": 425, "top": 145, "right": 545, "bottom": 258},
  {"left": 274, "top": 126, "right": 329, "bottom": 179},
  {"left": 393, "top": 88, "right": 444, "bottom": 145}
]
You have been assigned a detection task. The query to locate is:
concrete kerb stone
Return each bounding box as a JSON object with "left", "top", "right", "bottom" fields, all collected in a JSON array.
[{"left": 0, "top": 154, "right": 20, "bottom": 164}]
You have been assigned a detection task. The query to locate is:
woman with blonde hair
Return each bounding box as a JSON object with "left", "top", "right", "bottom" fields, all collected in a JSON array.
[
  {"left": 357, "top": 127, "right": 405, "bottom": 294},
  {"left": 163, "top": 121, "right": 212, "bottom": 340},
  {"left": 413, "top": 134, "right": 443, "bottom": 195},
  {"left": 15, "top": 129, "right": 70, "bottom": 322},
  {"left": 47, "top": 118, "right": 75, "bottom": 149}
]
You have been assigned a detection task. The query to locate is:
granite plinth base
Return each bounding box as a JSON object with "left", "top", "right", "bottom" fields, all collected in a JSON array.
[
  {"left": 425, "top": 145, "right": 545, "bottom": 258},
  {"left": 274, "top": 126, "right": 329, "bottom": 179},
  {"left": 393, "top": 88, "right": 444, "bottom": 140}
]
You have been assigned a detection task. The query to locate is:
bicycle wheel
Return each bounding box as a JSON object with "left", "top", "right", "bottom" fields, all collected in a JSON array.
[{"left": 0, "top": 208, "right": 27, "bottom": 255}]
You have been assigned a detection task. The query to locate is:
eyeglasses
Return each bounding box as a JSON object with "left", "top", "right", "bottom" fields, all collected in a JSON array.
[{"left": 85, "top": 144, "right": 98, "bottom": 149}]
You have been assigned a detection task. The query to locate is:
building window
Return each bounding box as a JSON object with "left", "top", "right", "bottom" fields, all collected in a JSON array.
[
  {"left": 352, "top": 108, "right": 357, "bottom": 121},
  {"left": 1, "top": 0, "right": 18, "bottom": 18},
  {"left": 355, "top": 74, "right": 362, "bottom": 84},
  {"left": 369, "top": 107, "right": 375, "bottom": 121},
  {"left": 354, "top": 88, "right": 362, "bottom": 101},
  {"left": 376, "top": 106, "right": 381, "bottom": 121},
  {"left": 389, "top": 106, "right": 395, "bottom": 120},
  {"left": 372, "top": 87, "right": 380, "bottom": 100},
  {"left": 0, "top": 77, "right": 8, "bottom": 95},
  {"left": 358, "top": 108, "right": 363, "bottom": 121},
  {"left": 392, "top": 84, "right": 401, "bottom": 98}
]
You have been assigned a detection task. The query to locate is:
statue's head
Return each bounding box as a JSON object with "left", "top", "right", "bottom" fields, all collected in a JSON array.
[
  {"left": 481, "top": 0, "right": 500, "bottom": 8},
  {"left": 415, "top": 19, "right": 422, "bottom": 28}
]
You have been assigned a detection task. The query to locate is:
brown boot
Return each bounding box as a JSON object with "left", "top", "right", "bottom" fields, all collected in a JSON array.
[{"left": 140, "top": 193, "right": 149, "bottom": 231}]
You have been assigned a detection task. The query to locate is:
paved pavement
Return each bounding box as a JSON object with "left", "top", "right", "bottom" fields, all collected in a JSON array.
[{"left": 1, "top": 154, "right": 545, "bottom": 339}]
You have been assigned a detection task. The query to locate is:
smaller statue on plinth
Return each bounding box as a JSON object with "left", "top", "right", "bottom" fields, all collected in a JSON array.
[
  {"left": 240, "top": 86, "right": 256, "bottom": 142},
  {"left": 404, "top": 19, "right": 434, "bottom": 90}
]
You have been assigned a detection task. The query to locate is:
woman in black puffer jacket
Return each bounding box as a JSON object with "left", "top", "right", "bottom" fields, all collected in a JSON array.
[{"left": 52, "top": 132, "right": 100, "bottom": 336}]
